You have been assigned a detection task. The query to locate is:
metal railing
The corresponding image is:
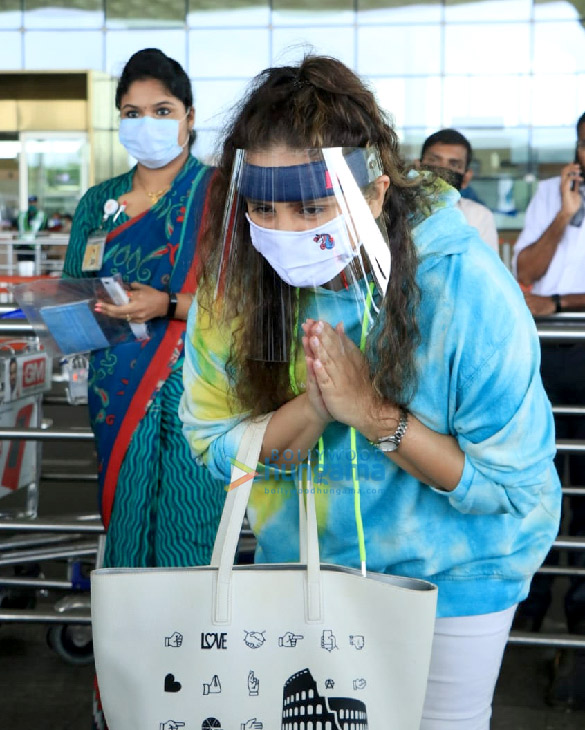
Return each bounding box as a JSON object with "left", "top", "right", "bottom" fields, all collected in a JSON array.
[
  {"left": 1, "top": 313, "right": 585, "bottom": 650},
  {"left": 0, "top": 235, "right": 67, "bottom": 281},
  {"left": 0, "top": 310, "right": 99, "bottom": 628},
  {"left": 507, "top": 313, "right": 585, "bottom": 648}
]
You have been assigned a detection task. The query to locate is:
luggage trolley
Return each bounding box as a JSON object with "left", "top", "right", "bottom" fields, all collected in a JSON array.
[
  {"left": 0, "top": 337, "right": 51, "bottom": 518},
  {"left": 0, "top": 342, "right": 99, "bottom": 664}
]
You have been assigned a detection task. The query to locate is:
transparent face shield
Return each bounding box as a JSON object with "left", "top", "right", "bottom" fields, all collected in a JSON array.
[{"left": 215, "top": 147, "right": 391, "bottom": 362}]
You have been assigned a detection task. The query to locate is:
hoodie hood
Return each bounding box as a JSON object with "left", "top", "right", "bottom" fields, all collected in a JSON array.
[{"left": 410, "top": 171, "right": 475, "bottom": 274}]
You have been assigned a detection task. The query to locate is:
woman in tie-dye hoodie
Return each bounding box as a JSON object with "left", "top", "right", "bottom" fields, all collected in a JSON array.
[{"left": 180, "top": 56, "right": 560, "bottom": 729}]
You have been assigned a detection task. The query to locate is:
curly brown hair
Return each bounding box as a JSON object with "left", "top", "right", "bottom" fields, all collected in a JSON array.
[{"left": 199, "top": 55, "right": 429, "bottom": 416}]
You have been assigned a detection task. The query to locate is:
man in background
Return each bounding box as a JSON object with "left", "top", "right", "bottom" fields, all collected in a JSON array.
[
  {"left": 513, "top": 111, "right": 585, "bottom": 705},
  {"left": 420, "top": 129, "right": 499, "bottom": 253}
]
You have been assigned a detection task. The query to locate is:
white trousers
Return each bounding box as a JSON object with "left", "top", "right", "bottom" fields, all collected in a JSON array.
[{"left": 420, "top": 605, "right": 516, "bottom": 730}]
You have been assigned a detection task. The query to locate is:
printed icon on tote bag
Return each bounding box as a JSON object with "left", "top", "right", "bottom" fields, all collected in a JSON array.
[
  {"left": 278, "top": 631, "right": 304, "bottom": 647},
  {"left": 164, "top": 674, "right": 182, "bottom": 693},
  {"left": 283, "top": 669, "right": 368, "bottom": 727},
  {"left": 243, "top": 630, "right": 266, "bottom": 649},
  {"left": 201, "top": 632, "right": 228, "bottom": 649},
  {"left": 248, "top": 670, "right": 260, "bottom": 696},
  {"left": 240, "top": 720, "right": 263, "bottom": 730},
  {"left": 321, "top": 629, "right": 338, "bottom": 652},
  {"left": 164, "top": 631, "right": 183, "bottom": 648},
  {"left": 202, "top": 675, "right": 222, "bottom": 695},
  {"left": 201, "top": 719, "right": 222, "bottom": 730}
]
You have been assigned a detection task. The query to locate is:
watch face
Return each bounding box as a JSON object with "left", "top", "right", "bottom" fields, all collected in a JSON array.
[{"left": 376, "top": 438, "right": 398, "bottom": 452}]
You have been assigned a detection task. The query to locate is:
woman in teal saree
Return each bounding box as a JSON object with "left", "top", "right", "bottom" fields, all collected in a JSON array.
[
  {"left": 64, "top": 49, "right": 225, "bottom": 570},
  {"left": 65, "top": 48, "right": 225, "bottom": 730}
]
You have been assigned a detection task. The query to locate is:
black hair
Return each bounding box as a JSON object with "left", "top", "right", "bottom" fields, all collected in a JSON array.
[
  {"left": 421, "top": 128, "right": 473, "bottom": 170},
  {"left": 577, "top": 112, "right": 585, "bottom": 134},
  {"left": 115, "top": 48, "right": 196, "bottom": 147}
]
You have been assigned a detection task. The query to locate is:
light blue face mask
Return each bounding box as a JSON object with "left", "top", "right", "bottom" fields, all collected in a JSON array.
[{"left": 118, "top": 112, "right": 189, "bottom": 169}]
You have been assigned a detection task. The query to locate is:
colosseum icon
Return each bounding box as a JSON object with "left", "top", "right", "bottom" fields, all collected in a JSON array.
[{"left": 281, "top": 668, "right": 368, "bottom": 729}]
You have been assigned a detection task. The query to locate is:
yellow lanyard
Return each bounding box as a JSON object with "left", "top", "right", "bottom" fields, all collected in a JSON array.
[{"left": 289, "top": 284, "right": 375, "bottom": 576}]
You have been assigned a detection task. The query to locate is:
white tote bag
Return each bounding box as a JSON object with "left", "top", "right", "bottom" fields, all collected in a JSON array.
[{"left": 91, "top": 416, "right": 438, "bottom": 730}]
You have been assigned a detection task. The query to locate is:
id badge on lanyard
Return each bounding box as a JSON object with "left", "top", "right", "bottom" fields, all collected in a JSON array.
[
  {"left": 81, "top": 198, "right": 126, "bottom": 272},
  {"left": 82, "top": 231, "right": 107, "bottom": 272}
]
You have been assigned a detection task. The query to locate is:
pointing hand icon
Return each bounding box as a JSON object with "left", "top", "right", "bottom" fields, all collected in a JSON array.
[
  {"left": 160, "top": 721, "right": 186, "bottom": 730},
  {"left": 278, "top": 631, "right": 304, "bottom": 647}
]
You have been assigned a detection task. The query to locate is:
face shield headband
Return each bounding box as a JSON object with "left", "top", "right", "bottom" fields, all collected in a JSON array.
[
  {"left": 238, "top": 147, "right": 379, "bottom": 202},
  {"left": 215, "top": 147, "right": 392, "bottom": 362}
]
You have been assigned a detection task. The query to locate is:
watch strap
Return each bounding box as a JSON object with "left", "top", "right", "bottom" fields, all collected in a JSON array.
[
  {"left": 551, "top": 294, "right": 562, "bottom": 313},
  {"left": 373, "top": 408, "right": 409, "bottom": 452},
  {"left": 167, "top": 292, "right": 178, "bottom": 319}
]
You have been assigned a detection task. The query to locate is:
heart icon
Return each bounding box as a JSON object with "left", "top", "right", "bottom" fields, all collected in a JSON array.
[{"left": 164, "top": 673, "right": 182, "bottom": 693}]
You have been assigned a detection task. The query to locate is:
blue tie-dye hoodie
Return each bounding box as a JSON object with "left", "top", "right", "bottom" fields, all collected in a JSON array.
[{"left": 181, "top": 186, "right": 561, "bottom": 618}]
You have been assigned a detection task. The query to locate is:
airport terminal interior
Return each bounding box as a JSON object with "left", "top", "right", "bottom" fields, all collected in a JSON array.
[{"left": 2, "top": 0, "right": 585, "bottom": 727}]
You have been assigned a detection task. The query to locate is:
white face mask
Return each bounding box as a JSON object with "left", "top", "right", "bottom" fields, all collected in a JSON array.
[
  {"left": 118, "top": 113, "right": 189, "bottom": 169},
  {"left": 246, "top": 213, "right": 357, "bottom": 288}
]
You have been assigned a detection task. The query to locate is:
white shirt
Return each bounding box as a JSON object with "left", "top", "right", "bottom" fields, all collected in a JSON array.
[
  {"left": 457, "top": 198, "right": 499, "bottom": 253},
  {"left": 513, "top": 176, "right": 585, "bottom": 296}
]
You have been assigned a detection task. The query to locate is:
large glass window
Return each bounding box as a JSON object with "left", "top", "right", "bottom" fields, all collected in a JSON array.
[
  {"left": 532, "top": 126, "right": 577, "bottom": 177},
  {"left": 532, "top": 74, "right": 584, "bottom": 126},
  {"left": 24, "top": 0, "right": 103, "bottom": 29},
  {"left": 0, "top": 0, "right": 22, "bottom": 29},
  {"left": 273, "top": 26, "right": 355, "bottom": 68},
  {"left": 443, "top": 75, "right": 532, "bottom": 128},
  {"left": 533, "top": 20, "right": 585, "bottom": 74},
  {"left": 193, "top": 79, "right": 250, "bottom": 130},
  {"left": 188, "top": 28, "right": 270, "bottom": 78},
  {"left": 272, "top": 0, "right": 354, "bottom": 26},
  {"left": 373, "top": 76, "right": 443, "bottom": 129},
  {"left": 188, "top": 0, "right": 270, "bottom": 27},
  {"left": 444, "top": 0, "right": 531, "bottom": 22},
  {"left": 24, "top": 30, "right": 103, "bottom": 70},
  {"left": 357, "top": 25, "right": 442, "bottom": 76},
  {"left": 106, "top": 30, "right": 186, "bottom": 75},
  {"left": 0, "top": 0, "right": 581, "bottom": 228},
  {"left": 533, "top": 0, "right": 581, "bottom": 20},
  {"left": 444, "top": 22, "right": 531, "bottom": 75},
  {"left": 106, "top": 0, "right": 185, "bottom": 28},
  {"left": 358, "top": 0, "right": 442, "bottom": 25},
  {"left": 0, "top": 31, "right": 22, "bottom": 69}
]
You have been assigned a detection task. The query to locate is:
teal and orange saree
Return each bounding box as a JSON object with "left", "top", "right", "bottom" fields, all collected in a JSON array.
[{"left": 65, "top": 155, "right": 225, "bottom": 567}]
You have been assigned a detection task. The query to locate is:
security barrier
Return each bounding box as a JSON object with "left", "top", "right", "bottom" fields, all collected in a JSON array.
[
  {"left": 0, "top": 313, "right": 585, "bottom": 654},
  {"left": 508, "top": 313, "right": 585, "bottom": 648}
]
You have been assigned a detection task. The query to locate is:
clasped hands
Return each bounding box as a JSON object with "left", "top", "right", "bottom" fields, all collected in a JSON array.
[{"left": 301, "top": 318, "right": 390, "bottom": 438}]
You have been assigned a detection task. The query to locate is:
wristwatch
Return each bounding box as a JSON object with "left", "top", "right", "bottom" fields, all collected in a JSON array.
[
  {"left": 167, "top": 292, "right": 178, "bottom": 319},
  {"left": 551, "top": 294, "right": 562, "bottom": 313},
  {"left": 372, "top": 408, "right": 409, "bottom": 452}
]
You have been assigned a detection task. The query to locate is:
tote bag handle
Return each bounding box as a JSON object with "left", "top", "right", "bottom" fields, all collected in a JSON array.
[{"left": 211, "top": 415, "right": 323, "bottom": 625}]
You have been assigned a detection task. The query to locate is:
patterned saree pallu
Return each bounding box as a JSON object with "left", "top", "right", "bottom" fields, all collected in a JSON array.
[{"left": 91, "top": 417, "right": 438, "bottom": 730}]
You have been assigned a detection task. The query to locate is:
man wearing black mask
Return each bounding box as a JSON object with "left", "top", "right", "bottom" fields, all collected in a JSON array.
[{"left": 419, "top": 129, "right": 499, "bottom": 253}]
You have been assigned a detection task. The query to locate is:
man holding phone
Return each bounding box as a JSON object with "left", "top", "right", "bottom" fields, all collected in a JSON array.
[
  {"left": 515, "top": 112, "right": 585, "bottom": 314},
  {"left": 513, "top": 112, "right": 585, "bottom": 704}
]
